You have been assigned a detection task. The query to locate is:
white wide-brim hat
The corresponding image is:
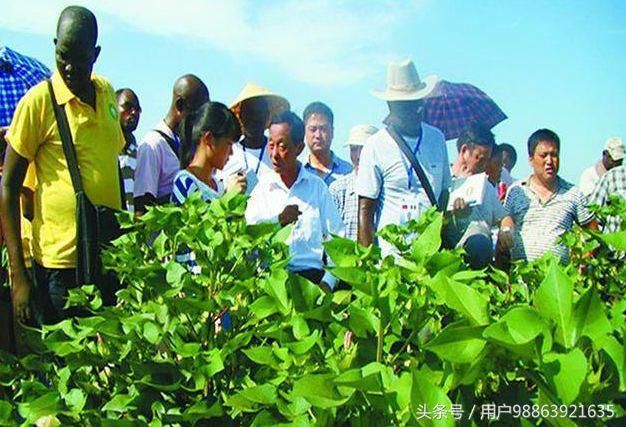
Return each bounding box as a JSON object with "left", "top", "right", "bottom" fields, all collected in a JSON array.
[
  {"left": 230, "top": 82, "right": 290, "bottom": 128},
  {"left": 343, "top": 124, "right": 379, "bottom": 147},
  {"left": 371, "top": 58, "right": 437, "bottom": 101}
]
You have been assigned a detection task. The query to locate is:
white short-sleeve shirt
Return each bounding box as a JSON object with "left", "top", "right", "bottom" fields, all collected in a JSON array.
[
  {"left": 246, "top": 164, "right": 345, "bottom": 286},
  {"left": 355, "top": 123, "right": 451, "bottom": 256}
]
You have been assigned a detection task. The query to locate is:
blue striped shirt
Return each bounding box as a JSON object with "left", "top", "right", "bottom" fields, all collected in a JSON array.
[{"left": 505, "top": 176, "right": 593, "bottom": 264}]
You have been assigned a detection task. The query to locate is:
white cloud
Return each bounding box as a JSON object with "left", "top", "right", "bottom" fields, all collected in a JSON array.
[{"left": 0, "top": 0, "right": 422, "bottom": 85}]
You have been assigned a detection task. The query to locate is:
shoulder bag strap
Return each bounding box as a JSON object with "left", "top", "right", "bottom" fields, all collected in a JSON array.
[
  {"left": 154, "top": 129, "right": 179, "bottom": 158},
  {"left": 386, "top": 124, "right": 440, "bottom": 211},
  {"left": 47, "top": 79, "right": 83, "bottom": 194}
]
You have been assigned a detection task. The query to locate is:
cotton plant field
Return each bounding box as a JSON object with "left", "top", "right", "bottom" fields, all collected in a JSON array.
[{"left": 0, "top": 192, "right": 624, "bottom": 426}]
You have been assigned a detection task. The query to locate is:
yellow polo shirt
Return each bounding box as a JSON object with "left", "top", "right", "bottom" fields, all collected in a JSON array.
[{"left": 6, "top": 72, "right": 124, "bottom": 268}]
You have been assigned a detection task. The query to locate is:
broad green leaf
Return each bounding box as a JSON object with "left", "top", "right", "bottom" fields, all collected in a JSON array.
[
  {"left": 102, "top": 394, "right": 136, "bottom": 412},
  {"left": 175, "top": 342, "right": 201, "bottom": 358},
  {"left": 263, "top": 269, "right": 292, "bottom": 315},
  {"left": 483, "top": 307, "right": 546, "bottom": 346},
  {"left": 236, "top": 384, "right": 277, "bottom": 405},
  {"left": 594, "top": 230, "right": 626, "bottom": 251},
  {"left": 0, "top": 401, "right": 13, "bottom": 424},
  {"left": 324, "top": 237, "right": 360, "bottom": 267},
  {"left": 334, "top": 363, "right": 385, "bottom": 393},
  {"left": 597, "top": 335, "right": 626, "bottom": 391},
  {"left": 291, "top": 316, "right": 310, "bottom": 340},
  {"left": 329, "top": 267, "right": 367, "bottom": 286},
  {"left": 411, "top": 214, "right": 443, "bottom": 260},
  {"left": 276, "top": 396, "right": 311, "bottom": 419},
  {"left": 348, "top": 305, "right": 379, "bottom": 337},
  {"left": 243, "top": 346, "right": 276, "bottom": 367},
  {"left": 165, "top": 260, "right": 187, "bottom": 285},
  {"left": 533, "top": 261, "right": 573, "bottom": 348},
  {"left": 451, "top": 270, "right": 486, "bottom": 283},
  {"left": 291, "top": 374, "right": 351, "bottom": 409},
  {"left": 568, "top": 288, "right": 612, "bottom": 346},
  {"left": 286, "top": 331, "right": 320, "bottom": 355},
  {"left": 204, "top": 349, "right": 225, "bottom": 377},
  {"left": 143, "top": 321, "right": 160, "bottom": 344},
  {"left": 64, "top": 388, "right": 86, "bottom": 413},
  {"left": 424, "top": 322, "right": 487, "bottom": 364},
  {"left": 410, "top": 370, "right": 454, "bottom": 427},
  {"left": 17, "top": 392, "right": 61, "bottom": 423},
  {"left": 427, "top": 272, "right": 490, "bottom": 325},
  {"left": 542, "top": 349, "right": 587, "bottom": 404},
  {"left": 249, "top": 296, "right": 278, "bottom": 320},
  {"left": 182, "top": 400, "right": 223, "bottom": 421}
]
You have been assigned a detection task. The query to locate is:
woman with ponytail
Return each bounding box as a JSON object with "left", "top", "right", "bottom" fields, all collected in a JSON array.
[{"left": 171, "top": 101, "right": 246, "bottom": 206}]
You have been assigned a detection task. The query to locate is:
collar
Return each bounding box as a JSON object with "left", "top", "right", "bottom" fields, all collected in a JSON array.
[
  {"left": 50, "top": 70, "right": 100, "bottom": 106},
  {"left": 523, "top": 174, "right": 563, "bottom": 202},
  {"left": 307, "top": 151, "right": 338, "bottom": 171},
  {"left": 155, "top": 119, "right": 177, "bottom": 140},
  {"left": 269, "top": 162, "right": 309, "bottom": 190}
]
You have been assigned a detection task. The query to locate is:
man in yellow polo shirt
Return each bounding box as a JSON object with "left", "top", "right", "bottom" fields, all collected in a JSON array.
[{"left": 0, "top": 6, "right": 124, "bottom": 324}]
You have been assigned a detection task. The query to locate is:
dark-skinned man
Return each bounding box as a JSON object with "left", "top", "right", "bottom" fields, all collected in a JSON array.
[
  {"left": 218, "top": 82, "right": 288, "bottom": 194},
  {"left": 116, "top": 88, "right": 141, "bottom": 213},
  {"left": 246, "top": 111, "right": 345, "bottom": 292},
  {"left": 133, "top": 74, "right": 209, "bottom": 215},
  {"left": 356, "top": 58, "right": 451, "bottom": 257},
  {"left": 0, "top": 6, "right": 125, "bottom": 324}
]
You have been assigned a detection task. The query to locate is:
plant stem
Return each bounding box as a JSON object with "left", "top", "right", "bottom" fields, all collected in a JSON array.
[{"left": 377, "top": 317, "right": 383, "bottom": 362}]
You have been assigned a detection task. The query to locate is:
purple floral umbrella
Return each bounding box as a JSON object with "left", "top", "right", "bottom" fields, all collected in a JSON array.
[{"left": 422, "top": 80, "right": 507, "bottom": 140}]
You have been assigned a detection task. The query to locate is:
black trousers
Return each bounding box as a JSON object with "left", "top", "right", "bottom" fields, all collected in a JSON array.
[{"left": 32, "top": 263, "right": 118, "bottom": 324}]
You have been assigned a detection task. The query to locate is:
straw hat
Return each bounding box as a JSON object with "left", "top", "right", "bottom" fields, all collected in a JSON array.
[
  {"left": 371, "top": 58, "right": 437, "bottom": 101},
  {"left": 343, "top": 124, "right": 379, "bottom": 147},
  {"left": 605, "top": 136, "right": 624, "bottom": 161},
  {"left": 230, "top": 82, "right": 290, "bottom": 128}
]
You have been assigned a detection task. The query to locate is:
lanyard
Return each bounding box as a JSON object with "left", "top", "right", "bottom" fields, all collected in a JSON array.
[
  {"left": 405, "top": 135, "right": 422, "bottom": 189},
  {"left": 243, "top": 141, "right": 267, "bottom": 175}
]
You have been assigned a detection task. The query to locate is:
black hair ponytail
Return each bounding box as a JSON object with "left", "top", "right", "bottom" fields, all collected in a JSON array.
[{"left": 178, "top": 101, "right": 242, "bottom": 169}]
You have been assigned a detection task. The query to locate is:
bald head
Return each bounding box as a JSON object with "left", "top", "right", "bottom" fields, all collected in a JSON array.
[
  {"left": 56, "top": 6, "right": 98, "bottom": 47},
  {"left": 172, "top": 74, "right": 210, "bottom": 109},
  {"left": 167, "top": 74, "right": 210, "bottom": 130},
  {"left": 54, "top": 6, "right": 100, "bottom": 96}
]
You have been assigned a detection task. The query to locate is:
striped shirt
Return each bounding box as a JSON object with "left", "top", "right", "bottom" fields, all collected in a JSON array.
[
  {"left": 118, "top": 136, "right": 138, "bottom": 213},
  {"left": 504, "top": 176, "right": 593, "bottom": 264},
  {"left": 171, "top": 169, "right": 222, "bottom": 274},
  {"left": 587, "top": 165, "right": 626, "bottom": 233},
  {"left": 329, "top": 172, "right": 358, "bottom": 240}
]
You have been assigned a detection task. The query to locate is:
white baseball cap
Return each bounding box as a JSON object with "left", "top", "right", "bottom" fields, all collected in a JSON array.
[{"left": 605, "top": 136, "right": 625, "bottom": 161}]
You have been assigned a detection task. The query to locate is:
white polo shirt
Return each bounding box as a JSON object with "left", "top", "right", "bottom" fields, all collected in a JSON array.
[
  {"left": 355, "top": 123, "right": 451, "bottom": 256},
  {"left": 245, "top": 164, "right": 345, "bottom": 287}
]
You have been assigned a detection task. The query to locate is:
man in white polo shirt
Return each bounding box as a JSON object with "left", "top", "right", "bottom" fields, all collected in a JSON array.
[
  {"left": 356, "top": 58, "right": 451, "bottom": 257},
  {"left": 246, "top": 111, "right": 344, "bottom": 291}
]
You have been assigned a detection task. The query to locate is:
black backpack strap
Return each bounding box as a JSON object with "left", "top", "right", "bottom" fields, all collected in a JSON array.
[
  {"left": 386, "top": 124, "right": 440, "bottom": 211},
  {"left": 154, "top": 129, "right": 179, "bottom": 158},
  {"left": 47, "top": 79, "right": 83, "bottom": 194}
]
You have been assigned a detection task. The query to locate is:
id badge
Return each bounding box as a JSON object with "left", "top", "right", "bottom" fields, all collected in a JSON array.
[{"left": 400, "top": 193, "right": 421, "bottom": 224}]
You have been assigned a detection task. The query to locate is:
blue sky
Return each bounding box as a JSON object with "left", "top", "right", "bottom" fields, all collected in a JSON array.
[{"left": 2, "top": 0, "right": 625, "bottom": 183}]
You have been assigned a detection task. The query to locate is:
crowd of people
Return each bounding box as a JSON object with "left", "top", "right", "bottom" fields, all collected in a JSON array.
[{"left": 0, "top": 6, "right": 624, "bottom": 339}]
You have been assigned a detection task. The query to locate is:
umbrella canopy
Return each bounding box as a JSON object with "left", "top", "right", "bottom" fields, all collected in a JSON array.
[
  {"left": 0, "top": 46, "right": 51, "bottom": 127},
  {"left": 422, "top": 80, "right": 507, "bottom": 140}
]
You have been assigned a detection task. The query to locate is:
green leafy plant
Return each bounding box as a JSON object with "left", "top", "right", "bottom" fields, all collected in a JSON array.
[{"left": 0, "top": 194, "right": 624, "bottom": 426}]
